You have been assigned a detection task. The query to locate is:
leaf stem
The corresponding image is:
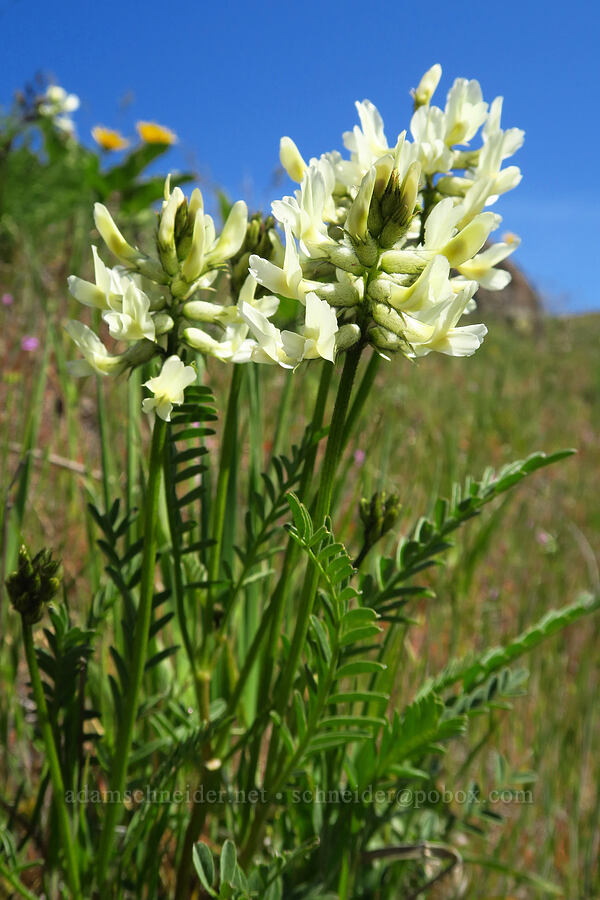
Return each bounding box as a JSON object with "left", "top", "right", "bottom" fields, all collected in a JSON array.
[
  {"left": 206, "top": 364, "right": 244, "bottom": 622},
  {"left": 274, "top": 345, "right": 362, "bottom": 712},
  {"left": 21, "top": 622, "right": 82, "bottom": 900},
  {"left": 96, "top": 413, "right": 167, "bottom": 891},
  {"left": 242, "top": 345, "right": 362, "bottom": 862}
]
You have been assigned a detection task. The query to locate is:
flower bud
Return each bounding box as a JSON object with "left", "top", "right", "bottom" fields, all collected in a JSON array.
[
  {"left": 371, "top": 302, "right": 406, "bottom": 337},
  {"left": 313, "top": 280, "right": 361, "bottom": 308},
  {"left": 94, "top": 203, "right": 138, "bottom": 263},
  {"left": 181, "top": 212, "right": 206, "bottom": 283},
  {"left": 379, "top": 161, "right": 421, "bottom": 248},
  {"left": 367, "top": 155, "right": 396, "bottom": 237},
  {"left": 324, "top": 243, "right": 364, "bottom": 275},
  {"left": 359, "top": 490, "right": 402, "bottom": 553},
  {"left": 335, "top": 323, "right": 361, "bottom": 352},
  {"left": 367, "top": 324, "right": 404, "bottom": 352},
  {"left": 158, "top": 186, "right": 186, "bottom": 276},
  {"left": 367, "top": 276, "right": 409, "bottom": 308},
  {"left": 280, "top": 137, "right": 307, "bottom": 183},
  {"left": 346, "top": 167, "right": 376, "bottom": 244},
  {"left": 185, "top": 188, "right": 205, "bottom": 249},
  {"left": 7, "top": 545, "right": 61, "bottom": 625},
  {"left": 414, "top": 64, "right": 442, "bottom": 108},
  {"left": 153, "top": 313, "right": 174, "bottom": 335},
  {"left": 183, "top": 300, "right": 231, "bottom": 322},
  {"left": 94, "top": 204, "right": 166, "bottom": 283},
  {"left": 379, "top": 249, "right": 428, "bottom": 276}
]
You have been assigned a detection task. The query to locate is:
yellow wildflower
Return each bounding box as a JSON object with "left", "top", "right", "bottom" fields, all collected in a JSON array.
[
  {"left": 92, "top": 126, "right": 130, "bottom": 151},
  {"left": 136, "top": 121, "right": 177, "bottom": 145}
]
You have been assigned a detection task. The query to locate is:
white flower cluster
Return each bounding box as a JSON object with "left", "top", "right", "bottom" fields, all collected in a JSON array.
[
  {"left": 67, "top": 66, "right": 524, "bottom": 419},
  {"left": 66, "top": 178, "right": 251, "bottom": 379},
  {"left": 250, "top": 63, "right": 524, "bottom": 360},
  {"left": 38, "top": 84, "right": 80, "bottom": 137}
]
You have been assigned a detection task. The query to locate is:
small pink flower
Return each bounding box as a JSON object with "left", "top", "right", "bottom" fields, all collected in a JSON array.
[
  {"left": 1, "top": 293, "right": 13, "bottom": 306},
  {"left": 354, "top": 449, "right": 366, "bottom": 465},
  {"left": 21, "top": 336, "right": 40, "bottom": 352}
]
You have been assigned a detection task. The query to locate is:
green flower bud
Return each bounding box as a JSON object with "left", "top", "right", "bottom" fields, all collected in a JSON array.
[
  {"left": 6, "top": 545, "right": 61, "bottom": 625},
  {"left": 367, "top": 324, "right": 405, "bottom": 353},
  {"left": 371, "top": 302, "right": 406, "bottom": 336},
  {"left": 335, "top": 323, "right": 362, "bottom": 352},
  {"left": 158, "top": 186, "right": 186, "bottom": 277},
  {"left": 313, "top": 280, "right": 361, "bottom": 308},
  {"left": 121, "top": 338, "right": 160, "bottom": 370},
  {"left": 230, "top": 214, "right": 278, "bottom": 296},
  {"left": 379, "top": 161, "right": 421, "bottom": 249},
  {"left": 379, "top": 249, "right": 427, "bottom": 276},
  {"left": 359, "top": 491, "right": 402, "bottom": 557},
  {"left": 346, "top": 167, "right": 376, "bottom": 244},
  {"left": 94, "top": 204, "right": 167, "bottom": 283},
  {"left": 324, "top": 243, "right": 364, "bottom": 275},
  {"left": 153, "top": 313, "right": 174, "bottom": 335},
  {"left": 350, "top": 233, "right": 379, "bottom": 268}
]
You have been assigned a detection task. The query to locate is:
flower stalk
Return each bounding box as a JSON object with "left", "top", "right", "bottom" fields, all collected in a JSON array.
[
  {"left": 96, "top": 413, "right": 167, "bottom": 892},
  {"left": 21, "top": 623, "right": 82, "bottom": 900}
]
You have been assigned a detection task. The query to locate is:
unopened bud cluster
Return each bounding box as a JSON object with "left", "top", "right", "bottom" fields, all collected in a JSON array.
[
  {"left": 6, "top": 545, "right": 61, "bottom": 625},
  {"left": 359, "top": 492, "right": 402, "bottom": 556}
]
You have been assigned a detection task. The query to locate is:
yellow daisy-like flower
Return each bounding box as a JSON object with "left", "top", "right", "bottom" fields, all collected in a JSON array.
[
  {"left": 136, "top": 121, "right": 177, "bottom": 145},
  {"left": 92, "top": 126, "right": 130, "bottom": 151}
]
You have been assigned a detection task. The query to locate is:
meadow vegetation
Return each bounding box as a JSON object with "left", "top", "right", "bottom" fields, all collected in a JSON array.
[{"left": 0, "top": 75, "right": 598, "bottom": 898}]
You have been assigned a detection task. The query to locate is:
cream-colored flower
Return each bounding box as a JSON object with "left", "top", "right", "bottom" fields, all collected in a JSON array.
[
  {"left": 142, "top": 356, "right": 196, "bottom": 421},
  {"left": 103, "top": 282, "right": 155, "bottom": 342},
  {"left": 68, "top": 246, "right": 126, "bottom": 310},
  {"left": 64, "top": 321, "right": 126, "bottom": 376},
  {"left": 281, "top": 291, "right": 339, "bottom": 364}
]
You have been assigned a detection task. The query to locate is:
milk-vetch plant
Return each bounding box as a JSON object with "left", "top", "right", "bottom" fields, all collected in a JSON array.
[{"left": 3, "top": 65, "right": 598, "bottom": 900}]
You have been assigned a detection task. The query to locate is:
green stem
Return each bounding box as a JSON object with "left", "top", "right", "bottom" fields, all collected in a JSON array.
[
  {"left": 215, "top": 363, "right": 334, "bottom": 735},
  {"left": 22, "top": 623, "right": 82, "bottom": 900},
  {"left": 223, "top": 362, "right": 334, "bottom": 808},
  {"left": 269, "top": 370, "right": 294, "bottom": 462},
  {"left": 126, "top": 368, "right": 141, "bottom": 531},
  {"left": 174, "top": 765, "right": 219, "bottom": 900},
  {"left": 242, "top": 347, "right": 362, "bottom": 861},
  {"left": 341, "top": 350, "right": 380, "bottom": 449},
  {"left": 298, "top": 361, "right": 334, "bottom": 503},
  {"left": 175, "top": 366, "right": 244, "bottom": 898},
  {"left": 274, "top": 346, "right": 362, "bottom": 712},
  {"left": 206, "top": 364, "right": 244, "bottom": 621},
  {"left": 96, "top": 414, "right": 167, "bottom": 891},
  {"left": 258, "top": 361, "right": 334, "bottom": 696},
  {"left": 96, "top": 376, "right": 113, "bottom": 515},
  {"left": 163, "top": 438, "right": 204, "bottom": 714}
]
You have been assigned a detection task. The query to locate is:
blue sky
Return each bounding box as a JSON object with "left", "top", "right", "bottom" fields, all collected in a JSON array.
[{"left": 2, "top": 0, "right": 599, "bottom": 312}]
